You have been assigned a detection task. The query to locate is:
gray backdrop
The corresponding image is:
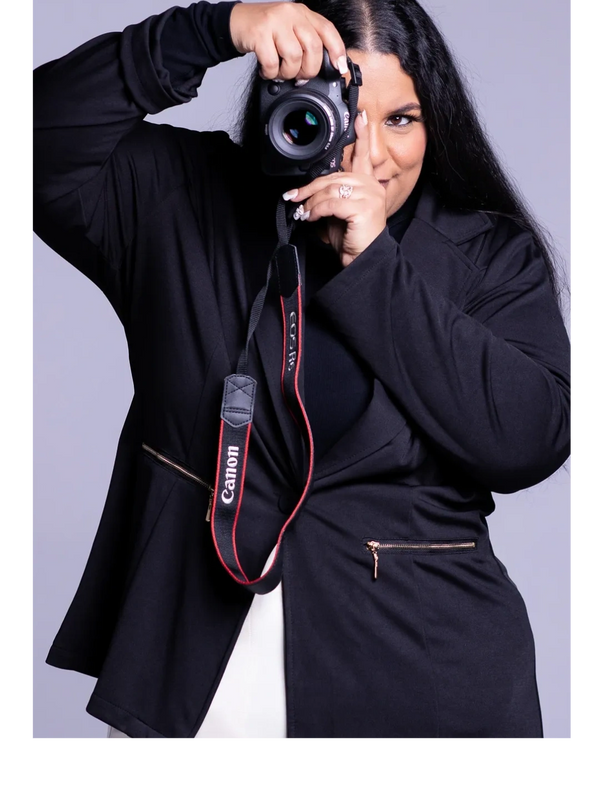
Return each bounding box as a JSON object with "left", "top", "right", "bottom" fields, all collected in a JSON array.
[{"left": 34, "top": 0, "right": 571, "bottom": 738}]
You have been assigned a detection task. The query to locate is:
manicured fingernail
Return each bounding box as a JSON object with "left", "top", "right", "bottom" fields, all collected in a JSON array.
[
  {"left": 293, "top": 204, "right": 305, "bottom": 220},
  {"left": 272, "top": 78, "right": 285, "bottom": 83},
  {"left": 361, "top": 109, "right": 368, "bottom": 124},
  {"left": 300, "top": 210, "right": 310, "bottom": 221},
  {"left": 282, "top": 189, "right": 299, "bottom": 201},
  {"left": 294, "top": 79, "right": 309, "bottom": 87},
  {"left": 337, "top": 55, "right": 348, "bottom": 74}
]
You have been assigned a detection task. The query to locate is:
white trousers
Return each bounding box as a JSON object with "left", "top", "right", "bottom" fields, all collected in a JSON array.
[{"left": 107, "top": 545, "right": 287, "bottom": 738}]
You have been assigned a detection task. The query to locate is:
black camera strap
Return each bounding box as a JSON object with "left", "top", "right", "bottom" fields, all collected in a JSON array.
[{"left": 209, "top": 61, "right": 362, "bottom": 595}]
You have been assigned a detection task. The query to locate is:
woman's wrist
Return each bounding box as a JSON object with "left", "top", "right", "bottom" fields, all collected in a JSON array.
[{"left": 209, "top": 1, "right": 245, "bottom": 61}]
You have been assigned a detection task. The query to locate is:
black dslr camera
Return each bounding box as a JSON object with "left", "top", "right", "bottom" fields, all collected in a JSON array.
[{"left": 259, "top": 49, "right": 362, "bottom": 178}]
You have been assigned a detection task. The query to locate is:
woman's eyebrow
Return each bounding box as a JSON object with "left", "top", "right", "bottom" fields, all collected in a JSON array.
[{"left": 388, "top": 103, "right": 422, "bottom": 114}]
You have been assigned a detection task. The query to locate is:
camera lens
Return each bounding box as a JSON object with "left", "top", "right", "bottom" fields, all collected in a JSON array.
[
  {"left": 282, "top": 109, "right": 320, "bottom": 146},
  {"left": 267, "top": 95, "right": 337, "bottom": 165}
]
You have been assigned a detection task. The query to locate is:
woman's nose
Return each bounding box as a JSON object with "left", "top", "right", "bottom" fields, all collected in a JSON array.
[{"left": 366, "top": 121, "right": 387, "bottom": 168}]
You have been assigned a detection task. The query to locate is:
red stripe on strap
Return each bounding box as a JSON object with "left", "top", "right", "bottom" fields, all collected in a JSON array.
[{"left": 291, "top": 285, "right": 315, "bottom": 493}]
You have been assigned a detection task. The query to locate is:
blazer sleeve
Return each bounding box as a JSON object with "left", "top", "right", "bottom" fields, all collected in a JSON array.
[
  {"left": 310, "top": 220, "right": 571, "bottom": 494},
  {"left": 33, "top": 0, "right": 243, "bottom": 319}
]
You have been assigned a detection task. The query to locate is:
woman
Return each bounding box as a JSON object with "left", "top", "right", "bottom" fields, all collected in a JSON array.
[{"left": 34, "top": 0, "right": 570, "bottom": 738}]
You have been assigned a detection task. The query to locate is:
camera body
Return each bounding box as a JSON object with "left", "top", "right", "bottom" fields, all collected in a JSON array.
[{"left": 259, "top": 49, "right": 362, "bottom": 178}]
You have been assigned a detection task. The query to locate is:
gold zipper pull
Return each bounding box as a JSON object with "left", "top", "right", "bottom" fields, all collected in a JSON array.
[
  {"left": 366, "top": 540, "right": 380, "bottom": 579},
  {"left": 205, "top": 489, "right": 215, "bottom": 522}
]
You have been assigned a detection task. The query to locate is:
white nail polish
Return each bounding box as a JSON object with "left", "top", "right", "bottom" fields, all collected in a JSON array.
[
  {"left": 300, "top": 210, "right": 310, "bottom": 221},
  {"left": 361, "top": 109, "right": 368, "bottom": 124},
  {"left": 293, "top": 204, "right": 305, "bottom": 221},
  {"left": 337, "top": 55, "right": 348, "bottom": 74},
  {"left": 294, "top": 79, "right": 309, "bottom": 87},
  {"left": 282, "top": 189, "right": 299, "bottom": 201}
]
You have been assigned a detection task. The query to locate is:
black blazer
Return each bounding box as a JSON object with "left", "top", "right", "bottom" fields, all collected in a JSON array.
[{"left": 33, "top": 1, "right": 570, "bottom": 737}]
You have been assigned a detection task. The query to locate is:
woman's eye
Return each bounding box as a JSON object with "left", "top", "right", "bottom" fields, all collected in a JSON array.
[{"left": 387, "top": 114, "right": 414, "bottom": 128}]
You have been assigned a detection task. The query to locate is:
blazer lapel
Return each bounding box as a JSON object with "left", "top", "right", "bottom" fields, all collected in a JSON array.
[{"left": 311, "top": 375, "right": 412, "bottom": 480}]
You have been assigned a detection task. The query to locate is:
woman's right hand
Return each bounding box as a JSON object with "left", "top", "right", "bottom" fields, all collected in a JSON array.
[{"left": 229, "top": 2, "right": 348, "bottom": 81}]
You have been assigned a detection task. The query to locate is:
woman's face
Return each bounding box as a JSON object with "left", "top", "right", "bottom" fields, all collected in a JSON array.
[{"left": 341, "top": 50, "right": 428, "bottom": 218}]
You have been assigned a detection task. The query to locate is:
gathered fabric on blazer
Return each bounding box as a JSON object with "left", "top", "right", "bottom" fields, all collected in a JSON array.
[{"left": 33, "top": 1, "right": 570, "bottom": 738}]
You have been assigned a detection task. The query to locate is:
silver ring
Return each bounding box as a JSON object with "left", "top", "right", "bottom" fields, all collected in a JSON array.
[{"left": 339, "top": 184, "right": 353, "bottom": 199}]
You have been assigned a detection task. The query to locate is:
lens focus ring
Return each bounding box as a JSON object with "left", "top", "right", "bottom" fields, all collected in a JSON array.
[{"left": 267, "top": 94, "right": 337, "bottom": 161}]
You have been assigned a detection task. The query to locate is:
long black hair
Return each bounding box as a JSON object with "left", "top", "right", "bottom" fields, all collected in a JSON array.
[{"left": 229, "top": 0, "right": 569, "bottom": 316}]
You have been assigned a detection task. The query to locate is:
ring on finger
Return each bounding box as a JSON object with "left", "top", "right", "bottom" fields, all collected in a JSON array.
[
  {"left": 292, "top": 203, "right": 305, "bottom": 221},
  {"left": 339, "top": 184, "right": 353, "bottom": 199}
]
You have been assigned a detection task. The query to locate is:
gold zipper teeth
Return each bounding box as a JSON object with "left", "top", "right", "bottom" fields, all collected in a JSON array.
[
  {"left": 142, "top": 444, "right": 214, "bottom": 492},
  {"left": 365, "top": 539, "right": 476, "bottom": 580},
  {"left": 376, "top": 542, "right": 476, "bottom": 550}
]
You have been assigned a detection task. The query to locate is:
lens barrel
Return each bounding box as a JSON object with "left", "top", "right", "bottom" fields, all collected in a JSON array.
[{"left": 267, "top": 93, "right": 337, "bottom": 163}]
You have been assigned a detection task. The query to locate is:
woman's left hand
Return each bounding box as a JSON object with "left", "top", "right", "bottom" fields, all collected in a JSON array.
[{"left": 283, "top": 110, "right": 388, "bottom": 268}]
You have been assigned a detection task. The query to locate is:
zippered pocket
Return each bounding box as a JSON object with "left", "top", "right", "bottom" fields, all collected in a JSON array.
[
  {"left": 141, "top": 442, "right": 215, "bottom": 522},
  {"left": 363, "top": 538, "right": 477, "bottom": 580}
]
